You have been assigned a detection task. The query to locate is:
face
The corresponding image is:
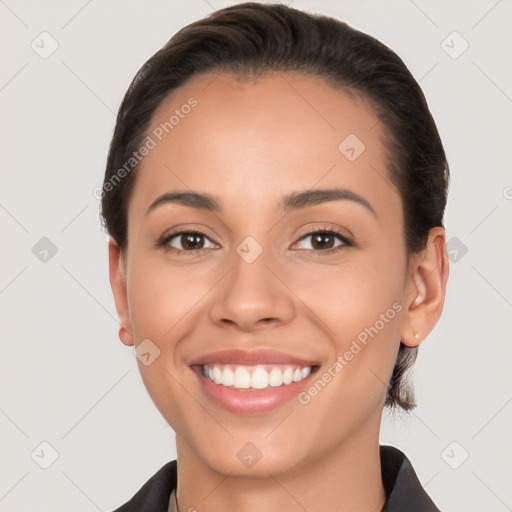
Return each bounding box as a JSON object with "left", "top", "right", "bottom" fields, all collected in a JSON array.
[{"left": 110, "top": 71, "right": 429, "bottom": 477}]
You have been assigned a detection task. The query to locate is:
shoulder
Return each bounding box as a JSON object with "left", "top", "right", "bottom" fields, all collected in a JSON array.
[
  {"left": 111, "top": 460, "right": 177, "bottom": 512},
  {"left": 380, "top": 445, "right": 441, "bottom": 512}
]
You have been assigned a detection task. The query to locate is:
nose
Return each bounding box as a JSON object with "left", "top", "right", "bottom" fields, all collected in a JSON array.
[{"left": 209, "top": 248, "right": 295, "bottom": 332}]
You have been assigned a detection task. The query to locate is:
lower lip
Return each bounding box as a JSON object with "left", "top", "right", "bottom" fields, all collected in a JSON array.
[{"left": 191, "top": 365, "right": 319, "bottom": 415}]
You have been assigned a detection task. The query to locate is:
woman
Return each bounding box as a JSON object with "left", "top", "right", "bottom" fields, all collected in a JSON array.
[{"left": 102, "top": 3, "right": 449, "bottom": 511}]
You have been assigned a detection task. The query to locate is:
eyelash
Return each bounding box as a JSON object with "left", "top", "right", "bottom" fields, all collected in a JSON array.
[{"left": 156, "top": 227, "right": 353, "bottom": 256}]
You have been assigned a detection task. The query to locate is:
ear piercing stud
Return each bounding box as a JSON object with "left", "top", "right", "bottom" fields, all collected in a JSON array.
[{"left": 414, "top": 332, "right": 421, "bottom": 339}]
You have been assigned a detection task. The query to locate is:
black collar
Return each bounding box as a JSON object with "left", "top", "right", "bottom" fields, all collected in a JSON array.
[
  {"left": 379, "top": 445, "right": 440, "bottom": 511},
  {"left": 113, "top": 444, "right": 440, "bottom": 511}
]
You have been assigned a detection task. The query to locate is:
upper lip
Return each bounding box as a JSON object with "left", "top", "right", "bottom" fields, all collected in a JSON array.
[{"left": 188, "top": 349, "right": 320, "bottom": 367}]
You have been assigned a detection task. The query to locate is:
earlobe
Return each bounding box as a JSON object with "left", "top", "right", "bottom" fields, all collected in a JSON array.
[
  {"left": 401, "top": 227, "right": 449, "bottom": 348},
  {"left": 108, "top": 238, "right": 135, "bottom": 347}
]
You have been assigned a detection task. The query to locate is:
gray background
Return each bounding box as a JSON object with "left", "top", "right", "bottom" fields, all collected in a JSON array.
[{"left": 1, "top": 0, "right": 511, "bottom": 510}]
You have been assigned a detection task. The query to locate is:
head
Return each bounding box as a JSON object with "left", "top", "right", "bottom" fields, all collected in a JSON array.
[{"left": 102, "top": 2, "right": 449, "bottom": 477}]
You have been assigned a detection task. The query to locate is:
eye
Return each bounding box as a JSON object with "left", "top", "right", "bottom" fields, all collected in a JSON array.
[
  {"left": 158, "top": 229, "right": 217, "bottom": 254},
  {"left": 293, "top": 228, "right": 353, "bottom": 254},
  {"left": 157, "top": 226, "right": 353, "bottom": 256}
]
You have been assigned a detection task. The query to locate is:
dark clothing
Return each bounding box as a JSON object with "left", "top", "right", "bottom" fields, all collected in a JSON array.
[{"left": 112, "top": 444, "right": 440, "bottom": 511}]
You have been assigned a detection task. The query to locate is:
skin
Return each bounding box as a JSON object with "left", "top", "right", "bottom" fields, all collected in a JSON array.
[{"left": 108, "top": 71, "right": 449, "bottom": 512}]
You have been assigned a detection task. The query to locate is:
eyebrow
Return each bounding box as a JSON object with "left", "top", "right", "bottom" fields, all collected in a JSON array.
[{"left": 145, "top": 187, "right": 377, "bottom": 218}]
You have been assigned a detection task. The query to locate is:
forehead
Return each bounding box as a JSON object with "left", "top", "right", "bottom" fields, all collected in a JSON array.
[{"left": 130, "top": 71, "right": 399, "bottom": 222}]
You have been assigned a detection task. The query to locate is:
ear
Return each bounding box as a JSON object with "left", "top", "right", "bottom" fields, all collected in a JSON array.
[
  {"left": 401, "top": 226, "right": 449, "bottom": 348},
  {"left": 108, "top": 237, "right": 134, "bottom": 346}
]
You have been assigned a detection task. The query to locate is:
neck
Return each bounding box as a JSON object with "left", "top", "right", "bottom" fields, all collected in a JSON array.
[{"left": 175, "top": 429, "right": 386, "bottom": 512}]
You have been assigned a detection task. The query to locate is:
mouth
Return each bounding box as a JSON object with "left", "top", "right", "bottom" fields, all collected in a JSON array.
[
  {"left": 199, "top": 362, "right": 317, "bottom": 389},
  {"left": 190, "top": 363, "right": 321, "bottom": 414}
]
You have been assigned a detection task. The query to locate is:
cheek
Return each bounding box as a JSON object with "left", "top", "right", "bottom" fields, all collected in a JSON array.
[
  {"left": 305, "top": 249, "right": 406, "bottom": 376},
  {"left": 124, "top": 255, "right": 210, "bottom": 428},
  {"left": 126, "top": 254, "right": 209, "bottom": 342},
  {"left": 304, "top": 250, "right": 404, "bottom": 331},
  {"left": 291, "top": 254, "right": 405, "bottom": 430}
]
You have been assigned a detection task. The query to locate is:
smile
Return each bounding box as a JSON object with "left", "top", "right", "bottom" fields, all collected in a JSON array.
[
  {"left": 202, "top": 363, "right": 314, "bottom": 390},
  {"left": 191, "top": 363, "right": 320, "bottom": 414}
]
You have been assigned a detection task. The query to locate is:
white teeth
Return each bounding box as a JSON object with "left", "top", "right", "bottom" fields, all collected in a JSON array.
[
  {"left": 233, "top": 367, "right": 251, "bottom": 388},
  {"left": 222, "top": 367, "right": 234, "bottom": 387},
  {"left": 250, "top": 367, "right": 269, "bottom": 389},
  {"left": 213, "top": 365, "right": 223, "bottom": 384},
  {"left": 202, "top": 364, "right": 314, "bottom": 390},
  {"left": 269, "top": 367, "right": 283, "bottom": 387},
  {"left": 301, "top": 367, "right": 311, "bottom": 379}
]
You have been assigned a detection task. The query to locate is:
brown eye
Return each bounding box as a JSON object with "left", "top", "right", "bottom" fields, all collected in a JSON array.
[
  {"left": 310, "top": 232, "right": 337, "bottom": 250},
  {"left": 294, "top": 228, "right": 352, "bottom": 253},
  {"left": 160, "top": 230, "right": 217, "bottom": 253},
  {"left": 178, "top": 233, "right": 205, "bottom": 250}
]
